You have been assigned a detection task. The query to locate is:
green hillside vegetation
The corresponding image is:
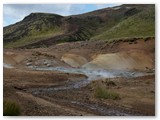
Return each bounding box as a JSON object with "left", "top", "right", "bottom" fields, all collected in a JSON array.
[
  {"left": 4, "top": 13, "right": 64, "bottom": 47},
  {"left": 91, "top": 7, "right": 155, "bottom": 41},
  {"left": 3, "top": 4, "right": 155, "bottom": 48},
  {"left": 5, "top": 27, "right": 63, "bottom": 48}
]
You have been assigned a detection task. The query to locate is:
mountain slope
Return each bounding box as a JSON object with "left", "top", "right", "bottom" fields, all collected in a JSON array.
[
  {"left": 3, "top": 4, "right": 155, "bottom": 48},
  {"left": 4, "top": 13, "right": 64, "bottom": 47},
  {"left": 91, "top": 7, "right": 155, "bottom": 41}
]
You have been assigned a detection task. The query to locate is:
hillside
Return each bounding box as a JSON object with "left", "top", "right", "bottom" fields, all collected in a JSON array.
[
  {"left": 4, "top": 13, "right": 64, "bottom": 48},
  {"left": 3, "top": 4, "right": 155, "bottom": 116},
  {"left": 3, "top": 4, "right": 155, "bottom": 48},
  {"left": 91, "top": 6, "right": 155, "bottom": 41}
]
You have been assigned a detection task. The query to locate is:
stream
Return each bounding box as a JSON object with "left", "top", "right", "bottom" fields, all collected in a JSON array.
[
  {"left": 30, "top": 66, "right": 150, "bottom": 79},
  {"left": 3, "top": 63, "right": 14, "bottom": 68},
  {"left": 29, "top": 66, "right": 152, "bottom": 91},
  {"left": 29, "top": 66, "right": 146, "bottom": 115},
  {"left": 4, "top": 63, "right": 151, "bottom": 115}
]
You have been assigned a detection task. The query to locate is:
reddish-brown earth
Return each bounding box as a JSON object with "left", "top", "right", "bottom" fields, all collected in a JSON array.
[{"left": 3, "top": 38, "right": 155, "bottom": 116}]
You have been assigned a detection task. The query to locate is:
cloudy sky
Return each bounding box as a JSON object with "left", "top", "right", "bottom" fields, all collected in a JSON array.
[{"left": 3, "top": 4, "right": 119, "bottom": 26}]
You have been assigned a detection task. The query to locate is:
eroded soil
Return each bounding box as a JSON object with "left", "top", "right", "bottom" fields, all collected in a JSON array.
[{"left": 3, "top": 38, "right": 155, "bottom": 116}]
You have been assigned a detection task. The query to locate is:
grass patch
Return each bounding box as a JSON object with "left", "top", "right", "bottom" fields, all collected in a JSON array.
[
  {"left": 95, "top": 87, "right": 120, "bottom": 100},
  {"left": 3, "top": 100, "right": 21, "bottom": 116}
]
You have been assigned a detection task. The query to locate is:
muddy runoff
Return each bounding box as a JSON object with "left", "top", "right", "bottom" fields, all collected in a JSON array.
[
  {"left": 4, "top": 63, "right": 151, "bottom": 115},
  {"left": 26, "top": 65, "right": 153, "bottom": 92},
  {"left": 27, "top": 66, "right": 149, "bottom": 116}
]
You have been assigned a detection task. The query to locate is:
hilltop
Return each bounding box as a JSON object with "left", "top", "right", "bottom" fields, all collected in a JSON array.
[{"left": 3, "top": 4, "right": 155, "bottom": 48}]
